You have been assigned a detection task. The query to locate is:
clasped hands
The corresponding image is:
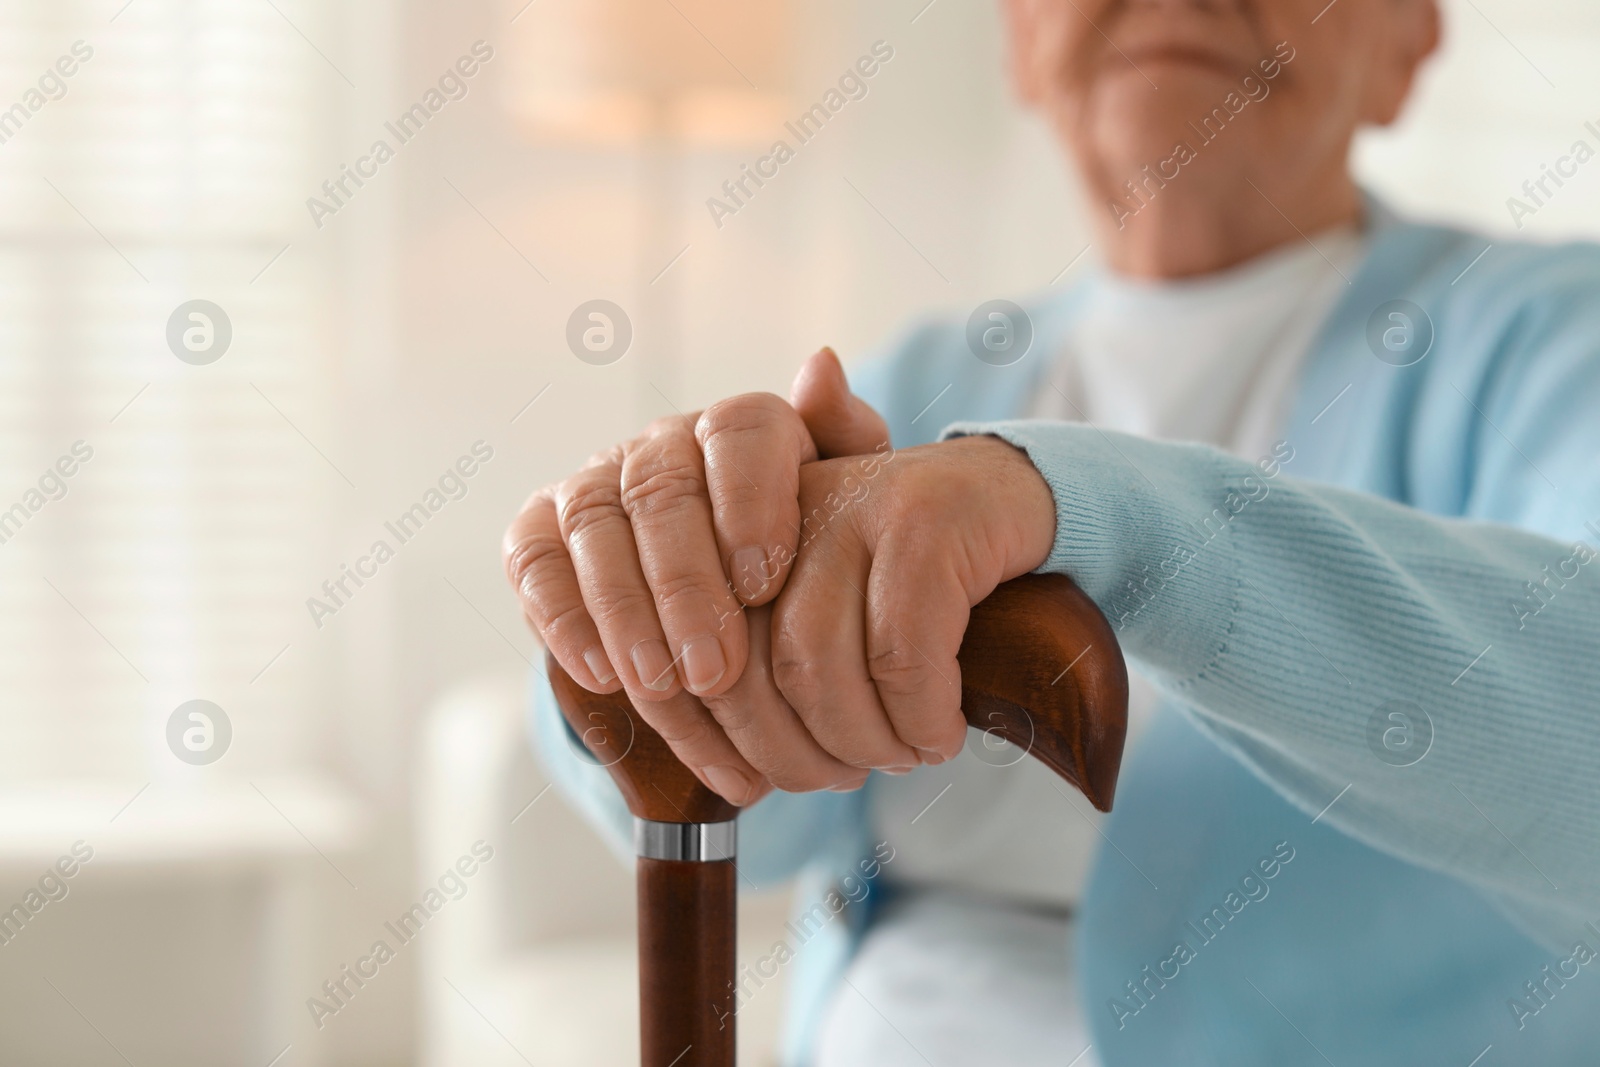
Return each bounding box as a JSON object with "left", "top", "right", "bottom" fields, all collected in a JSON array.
[{"left": 503, "top": 350, "right": 1056, "bottom": 808}]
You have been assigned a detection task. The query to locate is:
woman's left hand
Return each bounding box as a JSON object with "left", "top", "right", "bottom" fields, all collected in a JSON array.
[{"left": 707, "top": 434, "right": 1058, "bottom": 792}]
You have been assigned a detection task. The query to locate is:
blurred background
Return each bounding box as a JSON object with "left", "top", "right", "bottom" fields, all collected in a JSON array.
[{"left": 1, "top": 0, "right": 1596, "bottom": 1064}]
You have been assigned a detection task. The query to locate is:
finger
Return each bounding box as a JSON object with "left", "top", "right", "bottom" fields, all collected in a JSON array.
[
  {"left": 621, "top": 420, "right": 750, "bottom": 697},
  {"left": 635, "top": 688, "right": 772, "bottom": 808},
  {"left": 700, "top": 605, "right": 867, "bottom": 793},
  {"left": 863, "top": 542, "right": 969, "bottom": 762},
  {"left": 502, "top": 487, "right": 620, "bottom": 692},
  {"left": 789, "top": 347, "right": 891, "bottom": 460},
  {"left": 695, "top": 392, "right": 816, "bottom": 606},
  {"left": 555, "top": 449, "right": 684, "bottom": 703},
  {"left": 770, "top": 497, "right": 921, "bottom": 772}
]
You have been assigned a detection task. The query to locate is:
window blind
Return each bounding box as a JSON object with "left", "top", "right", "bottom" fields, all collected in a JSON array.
[{"left": 0, "top": 0, "right": 334, "bottom": 782}]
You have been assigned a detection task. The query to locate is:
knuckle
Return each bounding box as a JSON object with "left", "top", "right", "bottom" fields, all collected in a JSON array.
[
  {"left": 556, "top": 475, "right": 627, "bottom": 541},
  {"left": 503, "top": 528, "right": 562, "bottom": 594},
  {"left": 504, "top": 535, "right": 570, "bottom": 611},
  {"left": 696, "top": 392, "right": 793, "bottom": 442},
  {"left": 620, "top": 459, "right": 705, "bottom": 521},
  {"left": 501, "top": 489, "right": 558, "bottom": 575},
  {"left": 539, "top": 601, "right": 595, "bottom": 652},
  {"left": 865, "top": 645, "right": 932, "bottom": 697},
  {"left": 712, "top": 475, "right": 776, "bottom": 516},
  {"left": 701, "top": 693, "right": 758, "bottom": 735},
  {"left": 649, "top": 568, "right": 726, "bottom": 615},
  {"left": 584, "top": 584, "right": 654, "bottom": 623},
  {"left": 770, "top": 654, "right": 829, "bottom": 715}
]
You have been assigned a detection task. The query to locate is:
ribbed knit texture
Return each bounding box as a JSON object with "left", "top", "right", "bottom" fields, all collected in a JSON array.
[{"left": 946, "top": 418, "right": 1600, "bottom": 918}]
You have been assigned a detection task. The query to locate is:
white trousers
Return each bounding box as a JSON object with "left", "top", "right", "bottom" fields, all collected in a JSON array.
[{"left": 812, "top": 889, "right": 1101, "bottom": 1067}]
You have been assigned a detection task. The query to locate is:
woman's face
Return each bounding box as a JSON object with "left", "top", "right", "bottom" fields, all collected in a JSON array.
[{"left": 1003, "top": 0, "right": 1437, "bottom": 206}]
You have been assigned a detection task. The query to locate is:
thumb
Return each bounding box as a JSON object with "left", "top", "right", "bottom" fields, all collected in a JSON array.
[{"left": 790, "top": 347, "right": 891, "bottom": 460}]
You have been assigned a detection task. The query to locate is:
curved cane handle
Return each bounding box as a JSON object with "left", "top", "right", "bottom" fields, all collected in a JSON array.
[{"left": 547, "top": 572, "right": 1129, "bottom": 819}]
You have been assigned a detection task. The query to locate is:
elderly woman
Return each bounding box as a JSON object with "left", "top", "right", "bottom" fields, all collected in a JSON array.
[{"left": 505, "top": 0, "right": 1600, "bottom": 1063}]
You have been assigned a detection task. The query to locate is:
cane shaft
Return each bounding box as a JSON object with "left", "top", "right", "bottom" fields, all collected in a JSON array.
[{"left": 637, "top": 856, "right": 736, "bottom": 1067}]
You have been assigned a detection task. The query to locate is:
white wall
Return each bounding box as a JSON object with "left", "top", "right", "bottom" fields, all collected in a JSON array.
[{"left": 1358, "top": 0, "right": 1600, "bottom": 241}]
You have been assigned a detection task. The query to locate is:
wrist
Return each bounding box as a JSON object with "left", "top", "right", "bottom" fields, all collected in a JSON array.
[{"left": 952, "top": 434, "right": 1058, "bottom": 579}]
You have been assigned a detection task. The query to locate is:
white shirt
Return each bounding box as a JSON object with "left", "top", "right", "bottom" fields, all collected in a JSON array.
[{"left": 817, "top": 229, "right": 1368, "bottom": 1067}]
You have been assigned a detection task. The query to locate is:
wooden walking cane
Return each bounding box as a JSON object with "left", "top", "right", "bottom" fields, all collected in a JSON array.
[{"left": 547, "top": 572, "right": 1129, "bottom": 1067}]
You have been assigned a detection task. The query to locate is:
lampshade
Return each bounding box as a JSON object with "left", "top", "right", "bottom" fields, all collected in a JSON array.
[{"left": 504, "top": 0, "right": 794, "bottom": 146}]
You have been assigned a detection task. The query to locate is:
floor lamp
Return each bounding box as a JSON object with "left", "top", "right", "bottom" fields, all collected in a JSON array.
[{"left": 503, "top": 0, "right": 792, "bottom": 420}]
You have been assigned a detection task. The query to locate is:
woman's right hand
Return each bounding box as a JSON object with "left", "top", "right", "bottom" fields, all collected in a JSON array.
[{"left": 502, "top": 349, "right": 893, "bottom": 806}]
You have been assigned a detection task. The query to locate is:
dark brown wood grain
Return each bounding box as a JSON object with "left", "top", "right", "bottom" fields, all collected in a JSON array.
[
  {"left": 548, "top": 571, "right": 1129, "bottom": 819},
  {"left": 548, "top": 657, "right": 740, "bottom": 824},
  {"left": 637, "top": 856, "right": 736, "bottom": 1067},
  {"left": 959, "top": 571, "right": 1128, "bottom": 810}
]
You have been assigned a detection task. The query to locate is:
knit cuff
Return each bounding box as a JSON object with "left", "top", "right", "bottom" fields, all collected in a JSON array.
[{"left": 941, "top": 419, "right": 1269, "bottom": 687}]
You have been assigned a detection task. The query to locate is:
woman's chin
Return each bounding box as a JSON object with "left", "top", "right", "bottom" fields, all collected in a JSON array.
[{"left": 1083, "top": 89, "right": 1208, "bottom": 167}]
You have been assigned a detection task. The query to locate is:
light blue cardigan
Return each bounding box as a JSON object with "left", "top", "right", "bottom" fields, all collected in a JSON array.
[{"left": 531, "top": 203, "right": 1600, "bottom": 1065}]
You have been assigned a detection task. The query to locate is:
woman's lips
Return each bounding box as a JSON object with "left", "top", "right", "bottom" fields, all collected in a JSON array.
[{"left": 1116, "top": 43, "right": 1248, "bottom": 75}]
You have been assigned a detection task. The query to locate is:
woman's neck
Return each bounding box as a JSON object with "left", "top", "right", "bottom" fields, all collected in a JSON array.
[{"left": 1086, "top": 163, "right": 1365, "bottom": 280}]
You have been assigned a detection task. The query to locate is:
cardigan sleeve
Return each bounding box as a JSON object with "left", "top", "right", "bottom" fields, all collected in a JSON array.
[{"left": 936, "top": 406, "right": 1600, "bottom": 935}]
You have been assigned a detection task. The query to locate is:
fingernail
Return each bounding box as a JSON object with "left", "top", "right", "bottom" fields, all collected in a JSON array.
[
  {"left": 703, "top": 764, "right": 753, "bottom": 805},
  {"left": 916, "top": 747, "right": 949, "bottom": 766},
  {"left": 829, "top": 777, "right": 868, "bottom": 793},
  {"left": 583, "top": 646, "right": 616, "bottom": 685},
  {"left": 882, "top": 765, "right": 918, "bottom": 776},
  {"left": 730, "top": 546, "right": 770, "bottom": 599},
  {"left": 681, "top": 635, "right": 727, "bottom": 694},
  {"left": 631, "top": 639, "right": 676, "bottom": 691}
]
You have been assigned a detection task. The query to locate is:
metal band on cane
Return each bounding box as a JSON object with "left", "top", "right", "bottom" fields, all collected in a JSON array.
[{"left": 634, "top": 818, "right": 738, "bottom": 862}]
